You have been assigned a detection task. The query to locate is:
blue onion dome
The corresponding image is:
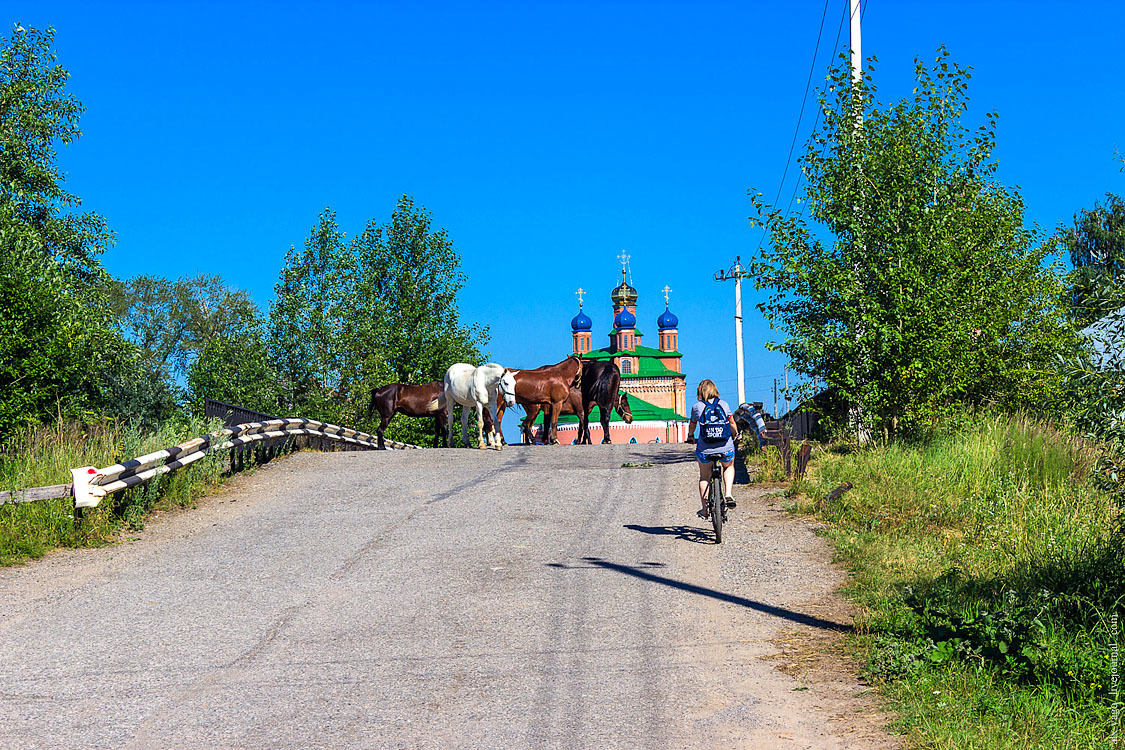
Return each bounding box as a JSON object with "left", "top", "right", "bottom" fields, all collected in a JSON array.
[
  {"left": 610, "top": 269, "right": 638, "bottom": 307},
  {"left": 657, "top": 306, "right": 679, "bottom": 330},
  {"left": 571, "top": 308, "right": 592, "bottom": 331},
  {"left": 614, "top": 307, "right": 636, "bottom": 329}
]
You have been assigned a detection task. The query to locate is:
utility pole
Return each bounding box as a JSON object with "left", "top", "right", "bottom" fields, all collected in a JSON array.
[
  {"left": 784, "top": 365, "right": 790, "bottom": 415},
  {"left": 773, "top": 379, "right": 777, "bottom": 418},
  {"left": 850, "top": 0, "right": 862, "bottom": 91},
  {"left": 715, "top": 256, "right": 750, "bottom": 406},
  {"left": 850, "top": 0, "right": 872, "bottom": 444}
]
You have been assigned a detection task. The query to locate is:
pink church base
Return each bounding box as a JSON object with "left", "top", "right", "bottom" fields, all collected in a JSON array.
[{"left": 532, "top": 420, "right": 689, "bottom": 445}]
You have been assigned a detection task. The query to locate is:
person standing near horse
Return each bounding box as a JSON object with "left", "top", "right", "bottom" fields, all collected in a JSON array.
[{"left": 686, "top": 379, "right": 740, "bottom": 518}]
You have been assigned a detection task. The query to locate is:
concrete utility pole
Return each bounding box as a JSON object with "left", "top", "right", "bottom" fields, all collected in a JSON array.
[
  {"left": 849, "top": 0, "right": 872, "bottom": 444},
  {"left": 714, "top": 256, "right": 750, "bottom": 406},
  {"left": 850, "top": 0, "right": 862, "bottom": 90}
]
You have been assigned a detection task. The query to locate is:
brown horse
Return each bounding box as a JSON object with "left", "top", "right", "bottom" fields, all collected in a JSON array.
[
  {"left": 494, "top": 356, "right": 582, "bottom": 445},
  {"left": 523, "top": 388, "right": 633, "bottom": 444},
  {"left": 367, "top": 380, "right": 447, "bottom": 449}
]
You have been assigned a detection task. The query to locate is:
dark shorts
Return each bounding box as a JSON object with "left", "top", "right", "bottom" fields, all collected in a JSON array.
[{"left": 696, "top": 447, "right": 735, "bottom": 464}]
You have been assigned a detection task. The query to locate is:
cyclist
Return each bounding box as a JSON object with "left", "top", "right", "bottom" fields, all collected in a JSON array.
[{"left": 685, "top": 379, "right": 739, "bottom": 519}]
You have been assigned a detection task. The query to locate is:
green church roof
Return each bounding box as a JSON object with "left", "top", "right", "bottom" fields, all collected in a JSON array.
[{"left": 580, "top": 344, "right": 683, "bottom": 378}]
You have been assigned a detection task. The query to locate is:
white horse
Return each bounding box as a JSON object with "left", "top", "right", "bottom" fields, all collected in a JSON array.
[{"left": 441, "top": 363, "right": 517, "bottom": 449}]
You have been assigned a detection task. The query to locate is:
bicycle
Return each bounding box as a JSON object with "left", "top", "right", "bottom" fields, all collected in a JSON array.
[{"left": 707, "top": 454, "right": 727, "bottom": 543}]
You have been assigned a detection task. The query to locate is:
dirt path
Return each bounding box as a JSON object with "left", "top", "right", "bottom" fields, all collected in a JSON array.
[{"left": 677, "top": 474, "right": 902, "bottom": 749}]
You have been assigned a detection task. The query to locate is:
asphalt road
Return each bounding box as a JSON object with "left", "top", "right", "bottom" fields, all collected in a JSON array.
[{"left": 0, "top": 444, "right": 881, "bottom": 749}]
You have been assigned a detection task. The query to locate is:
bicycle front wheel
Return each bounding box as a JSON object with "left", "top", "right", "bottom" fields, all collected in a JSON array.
[{"left": 710, "top": 473, "right": 723, "bottom": 543}]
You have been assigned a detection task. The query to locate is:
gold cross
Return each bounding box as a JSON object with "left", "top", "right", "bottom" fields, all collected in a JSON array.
[
  {"left": 575, "top": 287, "right": 585, "bottom": 307},
  {"left": 617, "top": 250, "right": 630, "bottom": 272},
  {"left": 662, "top": 285, "right": 673, "bottom": 305}
]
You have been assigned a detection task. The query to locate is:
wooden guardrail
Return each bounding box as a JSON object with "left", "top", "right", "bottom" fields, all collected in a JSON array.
[{"left": 1, "top": 415, "right": 419, "bottom": 510}]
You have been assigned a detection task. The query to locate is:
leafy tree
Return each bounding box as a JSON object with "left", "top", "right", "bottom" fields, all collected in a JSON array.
[
  {"left": 0, "top": 24, "right": 113, "bottom": 277},
  {"left": 1061, "top": 193, "right": 1125, "bottom": 328},
  {"left": 0, "top": 236, "right": 132, "bottom": 435},
  {"left": 750, "top": 49, "right": 1076, "bottom": 439},
  {"left": 267, "top": 197, "right": 489, "bottom": 442},
  {"left": 187, "top": 308, "right": 283, "bottom": 417},
  {"left": 268, "top": 210, "right": 353, "bottom": 423},
  {"left": 347, "top": 195, "right": 489, "bottom": 443},
  {"left": 0, "top": 24, "right": 136, "bottom": 435},
  {"left": 110, "top": 274, "right": 259, "bottom": 376}
]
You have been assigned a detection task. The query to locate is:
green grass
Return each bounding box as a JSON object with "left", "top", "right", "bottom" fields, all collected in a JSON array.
[
  {"left": 767, "top": 413, "right": 1124, "bottom": 748},
  {"left": 0, "top": 417, "right": 231, "bottom": 565}
]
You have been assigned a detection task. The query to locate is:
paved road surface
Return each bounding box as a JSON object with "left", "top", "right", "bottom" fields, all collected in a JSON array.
[{"left": 0, "top": 444, "right": 889, "bottom": 749}]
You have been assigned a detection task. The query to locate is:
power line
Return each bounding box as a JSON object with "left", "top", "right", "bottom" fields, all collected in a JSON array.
[
  {"left": 787, "top": 0, "right": 846, "bottom": 222},
  {"left": 766, "top": 0, "right": 829, "bottom": 217}
]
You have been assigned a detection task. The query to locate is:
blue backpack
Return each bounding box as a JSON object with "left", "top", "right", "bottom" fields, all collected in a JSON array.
[{"left": 699, "top": 398, "right": 731, "bottom": 444}]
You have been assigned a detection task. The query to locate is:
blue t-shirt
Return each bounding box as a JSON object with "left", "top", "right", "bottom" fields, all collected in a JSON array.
[{"left": 691, "top": 398, "right": 734, "bottom": 454}]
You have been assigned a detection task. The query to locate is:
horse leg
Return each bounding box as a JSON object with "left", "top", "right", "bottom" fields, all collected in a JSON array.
[
  {"left": 601, "top": 406, "right": 612, "bottom": 444},
  {"left": 473, "top": 402, "right": 486, "bottom": 449},
  {"left": 489, "top": 401, "right": 502, "bottom": 449},
  {"left": 542, "top": 402, "right": 554, "bottom": 445},
  {"left": 433, "top": 411, "right": 446, "bottom": 448},
  {"left": 495, "top": 396, "right": 507, "bottom": 446},
  {"left": 375, "top": 410, "right": 392, "bottom": 450},
  {"left": 523, "top": 404, "right": 540, "bottom": 444}
]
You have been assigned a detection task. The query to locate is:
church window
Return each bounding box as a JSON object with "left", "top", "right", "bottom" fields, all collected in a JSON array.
[{"left": 621, "top": 358, "right": 632, "bottom": 374}]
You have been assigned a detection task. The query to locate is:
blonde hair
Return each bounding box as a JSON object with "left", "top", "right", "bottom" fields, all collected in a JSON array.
[{"left": 697, "top": 379, "right": 719, "bottom": 401}]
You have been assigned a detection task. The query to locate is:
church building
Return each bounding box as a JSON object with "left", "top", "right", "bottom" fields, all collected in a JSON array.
[{"left": 552, "top": 268, "right": 690, "bottom": 444}]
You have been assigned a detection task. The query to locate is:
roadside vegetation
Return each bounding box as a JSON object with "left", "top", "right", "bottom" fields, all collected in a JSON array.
[
  {"left": 0, "top": 24, "right": 488, "bottom": 564},
  {"left": 761, "top": 416, "right": 1118, "bottom": 747},
  {"left": 0, "top": 416, "right": 228, "bottom": 564},
  {"left": 746, "top": 45, "right": 1125, "bottom": 750}
]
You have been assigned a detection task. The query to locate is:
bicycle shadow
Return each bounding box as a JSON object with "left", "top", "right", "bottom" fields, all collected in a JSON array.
[{"left": 622, "top": 523, "right": 714, "bottom": 545}]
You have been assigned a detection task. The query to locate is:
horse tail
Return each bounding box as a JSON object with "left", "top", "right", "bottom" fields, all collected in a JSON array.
[{"left": 368, "top": 383, "right": 398, "bottom": 420}]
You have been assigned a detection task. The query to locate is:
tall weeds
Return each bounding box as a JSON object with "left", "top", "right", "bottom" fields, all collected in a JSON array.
[
  {"left": 787, "top": 413, "right": 1122, "bottom": 748},
  {"left": 0, "top": 417, "right": 229, "bottom": 564}
]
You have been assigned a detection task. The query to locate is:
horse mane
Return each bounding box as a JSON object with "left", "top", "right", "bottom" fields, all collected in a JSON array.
[
  {"left": 480, "top": 362, "right": 506, "bottom": 377},
  {"left": 590, "top": 361, "right": 620, "bottom": 406}
]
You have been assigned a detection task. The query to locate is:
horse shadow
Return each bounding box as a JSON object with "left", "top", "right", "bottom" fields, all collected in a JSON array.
[{"left": 622, "top": 523, "right": 714, "bottom": 545}]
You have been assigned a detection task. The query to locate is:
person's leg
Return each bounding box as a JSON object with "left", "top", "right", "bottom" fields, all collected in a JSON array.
[
  {"left": 697, "top": 459, "right": 710, "bottom": 513},
  {"left": 722, "top": 456, "right": 735, "bottom": 501}
]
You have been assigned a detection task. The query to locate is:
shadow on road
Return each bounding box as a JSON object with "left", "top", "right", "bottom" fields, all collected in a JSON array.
[
  {"left": 622, "top": 524, "right": 714, "bottom": 545},
  {"left": 632, "top": 450, "right": 696, "bottom": 466},
  {"left": 547, "top": 556, "right": 852, "bottom": 633}
]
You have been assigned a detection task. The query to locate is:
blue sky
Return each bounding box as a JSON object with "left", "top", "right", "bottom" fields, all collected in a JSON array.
[{"left": 12, "top": 0, "right": 1125, "bottom": 425}]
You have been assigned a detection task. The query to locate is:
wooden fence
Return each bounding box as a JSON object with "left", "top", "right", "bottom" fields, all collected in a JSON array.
[{"left": 1, "top": 411, "right": 419, "bottom": 510}]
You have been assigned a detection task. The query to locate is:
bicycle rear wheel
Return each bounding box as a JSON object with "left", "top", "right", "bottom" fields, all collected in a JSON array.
[{"left": 709, "top": 471, "right": 723, "bottom": 543}]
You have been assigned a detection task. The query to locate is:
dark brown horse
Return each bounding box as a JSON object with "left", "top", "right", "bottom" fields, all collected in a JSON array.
[
  {"left": 577, "top": 360, "right": 631, "bottom": 444},
  {"left": 367, "top": 380, "right": 447, "bottom": 449},
  {"left": 523, "top": 388, "right": 633, "bottom": 444},
  {"left": 494, "top": 356, "right": 582, "bottom": 445}
]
